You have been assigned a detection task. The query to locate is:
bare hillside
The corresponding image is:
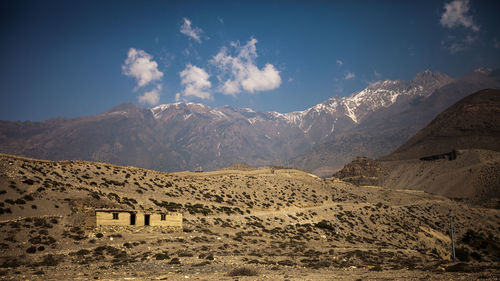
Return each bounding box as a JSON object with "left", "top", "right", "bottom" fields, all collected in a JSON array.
[
  {"left": 335, "top": 89, "right": 500, "bottom": 205},
  {"left": 0, "top": 154, "right": 499, "bottom": 279},
  {"left": 380, "top": 149, "right": 500, "bottom": 205},
  {"left": 378, "top": 89, "right": 500, "bottom": 203},
  {"left": 385, "top": 89, "right": 500, "bottom": 161},
  {"left": 291, "top": 72, "right": 500, "bottom": 176}
]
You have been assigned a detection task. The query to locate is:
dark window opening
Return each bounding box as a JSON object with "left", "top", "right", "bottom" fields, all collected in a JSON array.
[
  {"left": 130, "top": 213, "right": 136, "bottom": 225},
  {"left": 112, "top": 213, "right": 119, "bottom": 220},
  {"left": 161, "top": 214, "right": 166, "bottom": 221},
  {"left": 144, "top": 214, "right": 150, "bottom": 226}
]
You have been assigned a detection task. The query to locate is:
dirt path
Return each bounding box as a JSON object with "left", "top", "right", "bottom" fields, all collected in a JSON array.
[{"left": 194, "top": 202, "right": 371, "bottom": 221}]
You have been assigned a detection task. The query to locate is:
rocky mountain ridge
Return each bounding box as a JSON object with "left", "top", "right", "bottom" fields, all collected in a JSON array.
[
  {"left": 385, "top": 88, "right": 500, "bottom": 160},
  {"left": 334, "top": 89, "right": 500, "bottom": 205},
  {"left": 0, "top": 69, "right": 498, "bottom": 174},
  {"left": 291, "top": 69, "right": 500, "bottom": 176},
  {"left": 150, "top": 69, "right": 452, "bottom": 132}
]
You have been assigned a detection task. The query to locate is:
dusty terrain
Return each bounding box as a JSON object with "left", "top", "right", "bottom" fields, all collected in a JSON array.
[
  {"left": 0, "top": 154, "right": 499, "bottom": 280},
  {"left": 385, "top": 89, "right": 500, "bottom": 162},
  {"left": 335, "top": 149, "right": 500, "bottom": 207},
  {"left": 335, "top": 89, "right": 500, "bottom": 206},
  {"left": 379, "top": 149, "right": 500, "bottom": 205}
]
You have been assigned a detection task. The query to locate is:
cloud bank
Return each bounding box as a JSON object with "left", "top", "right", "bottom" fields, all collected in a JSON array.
[
  {"left": 212, "top": 38, "right": 281, "bottom": 95},
  {"left": 123, "top": 29, "right": 282, "bottom": 104}
]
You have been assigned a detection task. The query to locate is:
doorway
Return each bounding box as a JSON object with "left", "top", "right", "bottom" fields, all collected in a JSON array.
[
  {"left": 144, "top": 214, "right": 150, "bottom": 226},
  {"left": 130, "top": 213, "right": 136, "bottom": 225}
]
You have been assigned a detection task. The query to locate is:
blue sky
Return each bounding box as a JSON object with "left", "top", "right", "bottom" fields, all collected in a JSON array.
[{"left": 1, "top": 0, "right": 499, "bottom": 121}]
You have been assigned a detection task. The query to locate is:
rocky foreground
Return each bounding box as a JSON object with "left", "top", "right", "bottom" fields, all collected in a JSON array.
[{"left": 0, "top": 154, "right": 499, "bottom": 280}]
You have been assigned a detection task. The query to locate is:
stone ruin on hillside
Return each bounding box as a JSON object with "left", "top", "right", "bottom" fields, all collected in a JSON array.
[{"left": 93, "top": 209, "right": 182, "bottom": 232}]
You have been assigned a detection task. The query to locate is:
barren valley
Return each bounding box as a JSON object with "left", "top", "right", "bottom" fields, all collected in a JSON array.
[
  {"left": 0, "top": 154, "right": 499, "bottom": 280},
  {"left": 3, "top": 1, "right": 500, "bottom": 280}
]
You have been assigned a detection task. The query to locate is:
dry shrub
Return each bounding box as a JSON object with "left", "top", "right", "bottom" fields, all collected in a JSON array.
[
  {"left": 446, "top": 262, "right": 479, "bottom": 273},
  {"left": 228, "top": 266, "right": 259, "bottom": 276}
]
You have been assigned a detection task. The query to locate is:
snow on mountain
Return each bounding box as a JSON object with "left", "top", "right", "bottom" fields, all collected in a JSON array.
[
  {"left": 151, "top": 102, "right": 232, "bottom": 121},
  {"left": 279, "top": 70, "right": 452, "bottom": 126},
  {"left": 149, "top": 70, "right": 452, "bottom": 136},
  {"left": 3, "top": 69, "right": 498, "bottom": 175},
  {"left": 268, "top": 70, "right": 452, "bottom": 131}
]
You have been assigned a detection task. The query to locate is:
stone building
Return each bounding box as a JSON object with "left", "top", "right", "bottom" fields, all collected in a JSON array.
[{"left": 95, "top": 209, "right": 182, "bottom": 231}]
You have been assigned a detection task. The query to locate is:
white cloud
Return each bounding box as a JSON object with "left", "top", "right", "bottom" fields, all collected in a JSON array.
[
  {"left": 221, "top": 79, "right": 240, "bottom": 95},
  {"left": 175, "top": 93, "right": 181, "bottom": 102},
  {"left": 211, "top": 38, "right": 282, "bottom": 95},
  {"left": 179, "top": 64, "right": 212, "bottom": 100},
  {"left": 122, "top": 48, "right": 163, "bottom": 89},
  {"left": 344, "top": 71, "right": 355, "bottom": 80},
  {"left": 336, "top": 59, "right": 343, "bottom": 66},
  {"left": 440, "top": 0, "right": 479, "bottom": 32},
  {"left": 138, "top": 84, "right": 161, "bottom": 105},
  {"left": 180, "top": 18, "right": 203, "bottom": 43},
  {"left": 240, "top": 63, "right": 281, "bottom": 93}
]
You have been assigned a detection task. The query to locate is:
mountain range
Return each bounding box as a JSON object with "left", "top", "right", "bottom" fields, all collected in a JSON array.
[
  {"left": 335, "top": 88, "right": 500, "bottom": 205},
  {"left": 291, "top": 69, "right": 500, "bottom": 175},
  {"left": 1, "top": 69, "right": 499, "bottom": 174},
  {"left": 384, "top": 88, "right": 500, "bottom": 160}
]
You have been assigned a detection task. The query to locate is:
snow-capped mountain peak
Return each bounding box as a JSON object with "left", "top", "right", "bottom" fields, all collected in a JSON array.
[
  {"left": 149, "top": 70, "right": 452, "bottom": 134},
  {"left": 2, "top": 68, "right": 497, "bottom": 176},
  {"left": 269, "top": 70, "right": 451, "bottom": 127}
]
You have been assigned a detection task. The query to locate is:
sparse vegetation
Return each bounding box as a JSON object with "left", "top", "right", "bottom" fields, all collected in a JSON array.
[
  {"left": 154, "top": 252, "right": 170, "bottom": 260},
  {"left": 0, "top": 154, "right": 498, "bottom": 279},
  {"left": 228, "top": 266, "right": 259, "bottom": 276},
  {"left": 168, "top": 257, "right": 180, "bottom": 264},
  {"left": 37, "top": 254, "right": 61, "bottom": 267},
  {"left": 26, "top": 246, "right": 37, "bottom": 254},
  {"left": 455, "top": 247, "right": 471, "bottom": 262},
  {"left": 314, "top": 220, "right": 334, "bottom": 231}
]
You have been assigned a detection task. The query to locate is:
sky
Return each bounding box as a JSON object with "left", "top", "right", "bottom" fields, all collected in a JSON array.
[{"left": 1, "top": 0, "right": 500, "bottom": 121}]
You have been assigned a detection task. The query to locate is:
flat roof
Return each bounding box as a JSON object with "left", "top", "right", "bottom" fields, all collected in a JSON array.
[
  {"left": 95, "top": 209, "right": 181, "bottom": 215},
  {"left": 95, "top": 209, "right": 136, "bottom": 213}
]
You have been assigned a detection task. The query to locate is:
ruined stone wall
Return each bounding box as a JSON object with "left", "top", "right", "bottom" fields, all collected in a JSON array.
[
  {"left": 95, "top": 211, "right": 182, "bottom": 231},
  {"left": 150, "top": 213, "right": 182, "bottom": 228},
  {"left": 96, "top": 211, "right": 132, "bottom": 226}
]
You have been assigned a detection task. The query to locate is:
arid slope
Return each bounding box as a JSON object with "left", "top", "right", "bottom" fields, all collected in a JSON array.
[
  {"left": 335, "top": 90, "right": 500, "bottom": 205},
  {"left": 384, "top": 89, "right": 500, "bottom": 161},
  {"left": 0, "top": 154, "right": 499, "bottom": 279}
]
